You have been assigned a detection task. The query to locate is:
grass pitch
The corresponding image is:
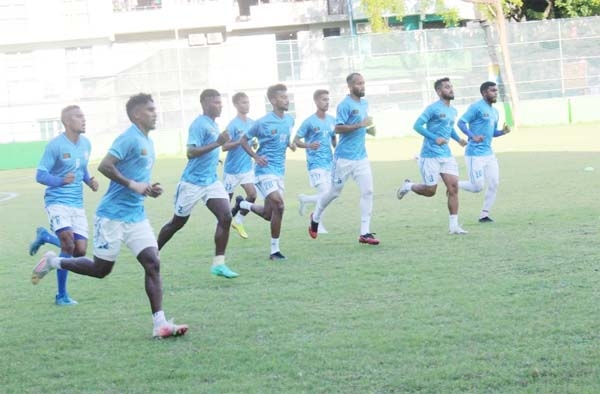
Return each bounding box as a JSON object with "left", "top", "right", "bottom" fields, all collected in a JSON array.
[{"left": 1, "top": 124, "right": 600, "bottom": 393}]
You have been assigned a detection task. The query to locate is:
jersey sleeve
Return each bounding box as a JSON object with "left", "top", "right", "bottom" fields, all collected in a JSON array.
[
  {"left": 187, "top": 121, "right": 204, "bottom": 147},
  {"left": 108, "top": 132, "right": 133, "bottom": 161},
  {"left": 37, "top": 140, "right": 58, "bottom": 172}
]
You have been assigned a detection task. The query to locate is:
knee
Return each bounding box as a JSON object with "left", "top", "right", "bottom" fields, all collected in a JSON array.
[
  {"left": 219, "top": 211, "right": 232, "bottom": 226},
  {"left": 72, "top": 244, "right": 87, "bottom": 257},
  {"left": 143, "top": 256, "right": 161, "bottom": 276},
  {"left": 246, "top": 192, "right": 257, "bottom": 203},
  {"left": 361, "top": 186, "right": 374, "bottom": 199},
  {"left": 60, "top": 239, "right": 75, "bottom": 255}
]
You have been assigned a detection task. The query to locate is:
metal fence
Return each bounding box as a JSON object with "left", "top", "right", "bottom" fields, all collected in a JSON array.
[{"left": 0, "top": 16, "right": 599, "bottom": 150}]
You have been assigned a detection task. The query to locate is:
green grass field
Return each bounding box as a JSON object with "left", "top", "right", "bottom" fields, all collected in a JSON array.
[{"left": 1, "top": 124, "right": 600, "bottom": 393}]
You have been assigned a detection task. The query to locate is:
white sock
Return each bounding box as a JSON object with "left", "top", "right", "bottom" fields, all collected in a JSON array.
[
  {"left": 240, "top": 201, "right": 253, "bottom": 211},
  {"left": 234, "top": 212, "right": 244, "bottom": 225},
  {"left": 212, "top": 255, "right": 225, "bottom": 268},
  {"left": 405, "top": 181, "right": 415, "bottom": 190},
  {"left": 152, "top": 310, "right": 166, "bottom": 327},
  {"left": 479, "top": 210, "right": 489, "bottom": 219},
  {"left": 50, "top": 257, "right": 62, "bottom": 269},
  {"left": 449, "top": 214, "right": 458, "bottom": 228},
  {"left": 270, "top": 238, "right": 280, "bottom": 254}
]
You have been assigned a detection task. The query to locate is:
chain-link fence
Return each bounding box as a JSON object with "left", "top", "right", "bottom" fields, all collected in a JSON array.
[{"left": 0, "top": 16, "right": 599, "bottom": 153}]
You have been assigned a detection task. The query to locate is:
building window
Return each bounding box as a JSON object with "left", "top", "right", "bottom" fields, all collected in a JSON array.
[
  {"left": 276, "top": 32, "right": 300, "bottom": 83},
  {"left": 112, "top": 0, "right": 163, "bottom": 12},
  {"left": 39, "top": 119, "right": 63, "bottom": 141}
]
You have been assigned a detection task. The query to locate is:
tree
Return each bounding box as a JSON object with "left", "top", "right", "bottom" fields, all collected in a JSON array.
[
  {"left": 360, "top": 0, "right": 460, "bottom": 33},
  {"left": 484, "top": 0, "right": 600, "bottom": 21}
]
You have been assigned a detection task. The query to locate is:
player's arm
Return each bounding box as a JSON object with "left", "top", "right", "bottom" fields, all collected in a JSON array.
[
  {"left": 494, "top": 123, "right": 511, "bottom": 137},
  {"left": 188, "top": 130, "right": 230, "bottom": 159},
  {"left": 412, "top": 113, "right": 437, "bottom": 141},
  {"left": 221, "top": 128, "right": 241, "bottom": 152},
  {"left": 451, "top": 129, "right": 467, "bottom": 147},
  {"left": 36, "top": 145, "right": 74, "bottom": 186},
  {"left": 335, "top": 119, "right": 369, "bottom": 134},
  {"left": 457, "top": 119, "right": 475, "bottom": 139},
  {"left": 82, "top": 166, "right": 99, "bottom": 192},
  {"left": 98, "top": 153, "right": 149, "bottom": 195}
]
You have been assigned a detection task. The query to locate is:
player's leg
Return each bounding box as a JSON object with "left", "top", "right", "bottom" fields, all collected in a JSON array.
[
  {"left": 157, "top": 181, "right": 198, "bottom": 250},
  {"left": 479, "top": 156, "right": 499, "bottom": 222},
  {"left": 298, "top": 169, "right": 324, "bottom": 216},
  {"left": 459, "top": 155, "right": 485, "bottom": 193},
  {"left": 127, "top": 220, "right": 188, "bottom": 338},
  {"left": 398, "top": 158, "right": 439, "bottom": 199},
  {"left": 441, "top": 159, "right": 467, "bottom": 234},
  {"left": 205, "top": 184, "right": 238, "bottom": 278},
  {"left": 309, "top": 164, "right": 345, "bottom": 239},
  {"left": 265, "top": 187, "right": 286, "bottom": 260},
  {"left": 29, "top": 226, "right": 60, "bottom": 256},
  {"left": 352, "top": 160, "right": 379, "bottom": 245},
  {"left": 314, "top": 178, "right": 331, "bottom": 233},
  {"left": 231, "top": 172, "right": 256, "bottom": 239}
]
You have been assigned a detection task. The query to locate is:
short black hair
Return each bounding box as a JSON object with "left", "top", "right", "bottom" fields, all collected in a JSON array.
[
  {"left": 480, "top": 81, "right": 497, "bottom": 94},
  {"left": 200, "top": 89, "right": 220, "bottom": 105},
  {"left": 60, "top": 105, "right": 81, "bottom": 126},
  {"left": 126, "top": 93, "right": 153, "bottom": 122},
  {"left": 232, "top": 92, "right": 248, "bottom": 104},
  {"left": 346, "top": 73, "right": 362, "bottom": 84},
  {"left": 267, "top": 84, "right": 287, "bottom": 101},
  {"left": 313, "top": 89, "right": 329, "bottom": 101},
  {"left": 434, "top": 77, "right": 450, "bottom": 91}
]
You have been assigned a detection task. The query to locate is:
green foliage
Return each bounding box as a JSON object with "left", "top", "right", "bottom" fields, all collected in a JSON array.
[
  {"left": 556, "top": 0, "right": 600, "bottom": 17},
  {"left": 360, "top": 0, "right": 459, "bottom": 32}
]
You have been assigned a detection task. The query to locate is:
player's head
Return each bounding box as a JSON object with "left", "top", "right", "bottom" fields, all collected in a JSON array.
[
  {"left": 267, "top": 84, "right": 288, "bottom": 112},
  {"left": 126, "top": 93, "right": 156, "bottom": 132},
  {"left": 61, "top": 105, "right": 85, "bottom": 134},
  {"left": 200, "top": 89, "right": 222, "bottom": 118},
  {"left": 346, "top": 73, "right": 365, "bottom": 98},
  {"left": 434, "top": 77, "right": 454, "bottom": 101},
  {"left": 232, "top": 92, "right": 250, "bottom": 115},
  {"left": 313, "top": 89, "right": 329, "bottom": 112},
  {"left": 480, "top": 81, "right": 498, "bottom": 104}
]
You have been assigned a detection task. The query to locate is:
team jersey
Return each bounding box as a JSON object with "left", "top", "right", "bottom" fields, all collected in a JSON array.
[
  {"left": 295, "top": 113, "right": 336, "bottom": 171},
  {"left": 245, "top": 111, "right": 294, "bottom": 177},
  {"left": 37, "top": 133, "right": 92, "bottom": 208},
  {"left": 335, "top": 95, "right": 368, "bottom": 160},
  {"left": 181, "top": 115, "right": 221, "bottom": 186},
  {"left": 414, "top": 100, "right": 458, "bottom": 158},
  {"left": 460, "top": 99, "right": 500, "bottom": 157},
  {"left": 224, "top": 116, "right": 254, "bottom": 175},
  {"left": 96, "top": 124, "right": 155, "bottom": 223}
]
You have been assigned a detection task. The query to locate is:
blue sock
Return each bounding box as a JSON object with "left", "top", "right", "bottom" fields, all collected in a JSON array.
[
  {"left": 43, "top": 230, "right": 61, "bottom": 248},
  {"left": 56, "top": 252, "right": 71, "bottom": 298}
]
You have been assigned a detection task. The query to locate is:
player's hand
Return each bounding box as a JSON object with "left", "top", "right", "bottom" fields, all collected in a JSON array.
[
  {"left": 502, "top": 123, "right": 511, "bottom": 134},
  {"left": 255, "top": 155, "right": 268, "bottom": 167},
  {"left": 435, "top": 137, "right": 448, "bottom": 146},
  {"left": 147, "top": 182, "right": 163, "bottom": 198},
  {"left": 364, "top": 116, "right": 373, "bottom": 127},
  {"left": 472, "top": 135, "right": 484, "bottom": 143},
  {"left": 288, "top": 142, "right": 297, "bottom": 152},
  {"left": 63, "top": 172, "right": 75, "bottom": 185},
  {"left": 88, "top": 176, "right": 99, "bottom": 192},
  {"left": 128, "top": 180, "right": 150, "bottom": 195},
  {"left": 458, "top": 138, "right": 467, "bottom": 147},
  {"left": 309, "top": 141, "right": 320, "bottom": 150},
  {"left": 217, "top": 131, "right": 230, "bottom": 146}
]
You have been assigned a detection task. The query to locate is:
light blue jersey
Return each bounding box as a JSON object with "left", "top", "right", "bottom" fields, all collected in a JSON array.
[
  {"left": 295, "top": 113, "right": 336, "bottom": 171},
  {"left": 335, "top": 95, "right": 368, "bottom": 160},
  {"left": 224, "top": 116, "right": 254, "bottom": 175},
  {"left": 460, "top": 99, "right": 499, "bottom": 157},
  {"left": 96, "top": 124, "right": 155, "bottom": 223},
  {"left": 181, "top": 115, "right": 221, "bottom": 186},
  {"left": 414, "top": 100, "right": 459, "bottom": 158},
  {"left": 37, "top": 133, "right": 92, "bottom": 208},
  {"left": 246, "top": 112, "right": 294, "bottom": 177}
]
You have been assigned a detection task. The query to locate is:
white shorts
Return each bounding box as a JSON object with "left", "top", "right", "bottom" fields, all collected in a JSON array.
[
  {"left": 223, "top": 170, "right": 255, "bottom": 194},
  {"left": 93, "top": 217, "right": 157, "bottom": 262},
  {"left": 465, "top": 154, "right": 498, "bottom": 185},
  {"left": 418, "top": 157, "right": 459, "bottom": 186},
  {"left": 46, "top": 204, "right": 89, "bottom": 239},
  {"left": 308, "top": 168, "right": 331, "bottom": 189},
  {"left": 173, "top": 180, "right": 229, "bottom": 217},
  {"left": 331, "top": 158, "right": 372, "bottom": 189},
  {"left": 255, "top": 174, "right": 285, "bottom": 199}
]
